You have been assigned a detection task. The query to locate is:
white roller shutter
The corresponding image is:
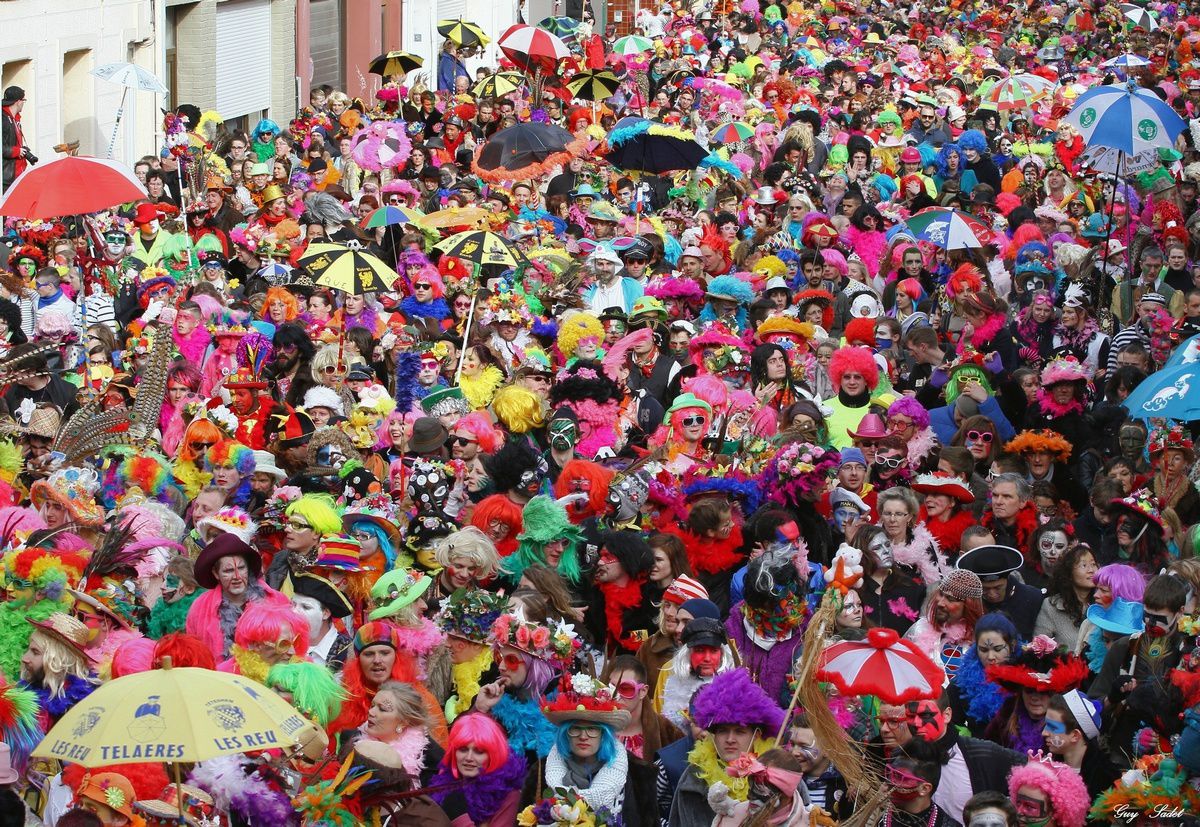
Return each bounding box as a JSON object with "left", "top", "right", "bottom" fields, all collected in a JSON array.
[
  {"left": 215, "top": 0, "right": 272, "bottom": 120},
  {"left": 309, "top": 0, "right": 343, "bottom": 90}
]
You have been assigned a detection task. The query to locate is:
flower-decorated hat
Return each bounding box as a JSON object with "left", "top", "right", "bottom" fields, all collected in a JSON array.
[
  {"left": 764, "top": 441, "right": 841, "bottom": 505},
  {"left": 1040, "top": 354, "right": 1089, "bottom": 386},
  {"left": 1148, "top": 424, "right": 1195, "bottom": 460},
  {"left": 76, "top": 772, "right": 137, "bottom": 822},
  {"left": 195, "top": 506, "right": 257, "bottom": 544},
  {"left": 437, "top": 588, "right": 509, "bottom": 644},
  {"left": 489, "top": 611, "right": 581, "bottom": 669},
  {"left": 985, "top": 635, "right": 1089, "bottom": 693},
  {"left": 368, "top": 568, "right": 431, "bottom": 620},
  {"left": 29, "top": 466, "right": 105, "bottom": 527},
  {"left": 542, "top": 674, "right": 632, "bottom": 729},
  {"left": 1110, "top": 488, "right": 1164, "bottom": 530}
]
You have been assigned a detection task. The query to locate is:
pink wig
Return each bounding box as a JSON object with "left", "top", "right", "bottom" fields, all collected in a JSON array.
[
  {"left": 887, "top": 397, "right": 930, "bottom": 430},
  {"left": 376, "top": 410, "right": 415, "bottom": 450},
  {"left": 411, "top": 269, "right": 446, "bottom": 299},
  {"left": 1006, "top": 758, "right": 1091, "bottom": 827},
  {"left": 890, "top": 243, "right": 920, "bottom": 270},
  {"left": 1094, "top": 564, "right": 1146, "bottom": 602},
  {"left": 829, "top": 346, "right": 880, "bottom": 390},
  {"left": 1005, "top": 223, "right": 1047, "bottom": 262},
  {"left": 233, "top": 602, "right": 310, "bottom": 657},
  {"left": 683, "top": 373, "right": 731, "bottom": 412},
  {"left": 168, "top": 362, "right": 203, "bottom": 392},
  {"left": 819, "top": 248, "right": 848, "bottom": 277},
  {"left": 111, "top": 637, "right": 155, "bottom": 678},
  {"left": 603, "top": 328, "right": 654, "bottom": 382},
  {"left": 453, "top": 412, "right": 505, "bottom": 453},
  {"left": 446, "top": 713, "right": 510, "bottom": 776}
]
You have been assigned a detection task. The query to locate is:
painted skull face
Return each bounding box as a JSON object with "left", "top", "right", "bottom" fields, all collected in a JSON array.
[
  {"left": 1038, "top": 530, "right": 1069, "bottom": 570},
  {"left": 518, "top": 455, "right": 549, "bottom": 498}
]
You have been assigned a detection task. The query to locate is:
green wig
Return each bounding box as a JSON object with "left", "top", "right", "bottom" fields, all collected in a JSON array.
[
  {"left": 286, "top": 493, "right": 344, "bottom": 537},
  {"left": 266, "top": 660, "right": 347, "bottom": 727},
  {"left": 502, "top": 495, "right": 584, "bottom": 585}
]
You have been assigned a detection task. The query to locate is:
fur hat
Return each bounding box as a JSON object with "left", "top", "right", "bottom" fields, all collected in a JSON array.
[
  {"left": 303, "top": 385, "right": 345, "bottom": 415},
  {"left": 1004, "top": 429, "right": 1072, "bottom": 463},
  {"left": 692, "top": 668, "right": 785, "bottom": 732}
]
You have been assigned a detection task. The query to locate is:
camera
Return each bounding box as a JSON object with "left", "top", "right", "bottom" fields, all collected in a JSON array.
[{"left": 21, "top": 148, "right": 37, "bottom": 165}]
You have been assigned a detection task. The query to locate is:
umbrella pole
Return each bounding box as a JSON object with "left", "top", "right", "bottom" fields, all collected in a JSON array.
[
  {"left": 454, "top": 278, "right": 480, "bottom": 384},
  {"left": 173, "top": 761, "right": 184, "bottom": 823},
  {"left": 106, "top": 86, "right": 129, "bottom": 160},
  {"left": 1097, "top": 153, "right": 1121, "bottom": 312}
]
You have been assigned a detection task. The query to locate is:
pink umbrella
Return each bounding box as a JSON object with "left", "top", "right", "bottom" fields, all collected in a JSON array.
[
  {"left": 498, "top": 24, "right": 571, "bottom": 74},
  {"left": 816, "top": 627, "right": 944, "bottom": 703},
  {"left": 0, "top": 156, "right": 146, "bottom": 219}
]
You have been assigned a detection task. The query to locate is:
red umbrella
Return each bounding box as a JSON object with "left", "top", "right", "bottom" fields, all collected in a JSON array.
[
  {"left": 498, "top": 24, "right": 571, "bottom": 74},
  {"left": 816, "top": 627, "right": 944, "bottom": 704},
  {"left": 0, "top": 156, "right": 147, "bottom": 219}
]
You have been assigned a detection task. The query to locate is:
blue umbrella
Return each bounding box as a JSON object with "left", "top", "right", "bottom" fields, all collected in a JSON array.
[
  {"left": 1100, "top": 53, "right": 1150, "bottom": 69},
  {"left": 1064, "top": 80, "right": 1186, "bottom": 155},
  {"left": 1163, "top": 334, "right": 1200, "bottom": 369},
  {"left": 1122, "top": 361, "right": 1200, "bottom": 420}
]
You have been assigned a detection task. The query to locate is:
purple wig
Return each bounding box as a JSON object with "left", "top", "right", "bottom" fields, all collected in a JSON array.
[
  {"left": 887, "top": 396, "right": 931, "bottom": 430},
  {"left": 1094, "top": 564, "right": 1146, "bottom": 602},
  {"left": 692, "top": 667, "right": 784, "bottom": 732}
]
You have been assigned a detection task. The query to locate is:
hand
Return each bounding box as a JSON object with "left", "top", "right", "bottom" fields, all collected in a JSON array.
[
  {"left": 961, "top": 379, "right": 987, "bottom": 403},
  {"left": 755, "top": 382, "right": 779, "bottom": 403},
  {"left": 143, "top": 300, "right": 165, "bottom": 323},
  {"left": 473, "top": 678, "right": 508, "bottom": 713}
]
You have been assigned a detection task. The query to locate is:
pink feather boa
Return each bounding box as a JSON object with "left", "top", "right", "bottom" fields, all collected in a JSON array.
[
  {"left": 566, "top": 398, "right": 621, "bottom": 459},
  {"left": 842, "top": 225, "right": 888, "bottom": 276},
  {"left": 957, "top": 313, "right": 1007, "bottom": 355},
  {"left": 397, "top": 616, "right": 445, "bottom": 679},
  {"left": 366, "top": 726, "right": 429, "bottom": 779},
  {"left": 890, "top": 523, "right": 947, "bottom": 585},
  {"left": 906, "top": 428, "right": 938, "bottom": 466},
  {"left": 1036, "top": 388, "right": 1085, "bottom": 417}
]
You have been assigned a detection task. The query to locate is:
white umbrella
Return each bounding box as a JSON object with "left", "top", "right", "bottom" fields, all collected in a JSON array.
[
  {"left": 1077, "top": 145, "right": 1161, "bottom": 176},
  {"left": 91, "top": 62, "right": 169, "bottom": 161},
  {"left": 1119, "top": 4, "right": 1158, "bottom": 30}
]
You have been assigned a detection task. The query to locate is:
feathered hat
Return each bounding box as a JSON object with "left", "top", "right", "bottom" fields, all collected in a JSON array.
[
  {"left": 986, "top": 635, "right": 1089, "bottom": 694},
  {"left": 1040, "top": 355, "right": 1088, "bottom": 386},
  {"left": 692, "top": 667, "right": 785, "bottom": 732},
  {"left": 1003, "top": 429, "right": 1073, "bottom": 463}
]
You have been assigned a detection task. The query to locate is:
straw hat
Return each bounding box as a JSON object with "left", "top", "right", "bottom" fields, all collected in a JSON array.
[{"left": 28, "top": 612, "right": 94, "bottom": 663}]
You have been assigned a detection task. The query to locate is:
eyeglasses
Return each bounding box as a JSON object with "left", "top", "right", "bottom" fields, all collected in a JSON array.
[
  {"left": 966, "top": 430, "right": 993, "bottom": 444},
  {"left": 351, "top": 529, "right": 374, "bottom": 542},
  {"left": 446, "top": 435, "right": 477, "bottom": 447},
  {"left": 567, "top": 725, "right": 603, "bottom": 738},
  {"left": 499, "top": 652, "right": 525, "bottom": 671},
  {"left": 875, "top": 455, "right": 904, "bottom": 469},
  {"left": 887, "top": 417, "right": 913, "bottom": 430},
  {"left": 877, "top": 714, "right": 908, "bottom": 728},
  {"left": 286, "top": 519, "right": 313, "bottom": 532},
  {"left": 681, "top": 415, "right": 706, "bottom": 427},
  {"left": 615, "top": 680, "right": 646, "bottom": 699},
  {"left": 263, "top": 637, "right": 297, "bottom": 655}
]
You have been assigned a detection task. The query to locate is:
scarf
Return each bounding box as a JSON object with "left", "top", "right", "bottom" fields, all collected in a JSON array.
[
  {"left": 742, "top": 590, "right": 807, "bottom": 641},
  {"left": 544, "top": 744, "right": 629, "bottom": 814},
  {"left": 599, "top": 577, "right": 648, "bottom": 652},
  {"left": 1035, "top": 387, "right": 1084, "bottom": 417},
  {"left": 37, "top": 288, "right": 64, "bottom": 309},
  {"left": 1054, "top": 316, "right": 1100, "bottom": 355},
  {"left": 492, "top": 692, "right": 556, "bottom": 757},
  {"left": 430, "top": 752, "right": 527, "bottom": 823}
]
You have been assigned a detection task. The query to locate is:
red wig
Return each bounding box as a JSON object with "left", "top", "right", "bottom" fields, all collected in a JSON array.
[
  {"left": 844, "top": 317, "right": 877, "bottom": 347},
  {"left": 553, "top": 459, "right": 613, "bottom": 522},
  {"left": 261, "top": 286, "right": 299, "bottom": 321},
  {"left": 326, "top": 647, "right": 421, "bottom": 736},
  {"left": 829, "top": 345, "right": 880, "bottom": 390},
  {"left": 178, "top": 418, "right": 224, "bottom": 464},
  {"left": 152, "top": 632, "right": 217, "bottom": 670},
  {"left": 470, "top": 494, "right": 524, "bottom": 557},
  {"left": 63, "top": 762, "right": 170, "bottom": 802},
  {"left": 446, "top": 712, "right": 511, "bottom": 777}
]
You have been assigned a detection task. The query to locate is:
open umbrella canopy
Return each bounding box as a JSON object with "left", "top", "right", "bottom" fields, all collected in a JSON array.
[
  {"left": 0, "top": 156, "right": 147, "bottom": 219},
  {"left": 436, "top": 230, "right": 521, "bottom": 266},
  {"left": 1101, "top": 52, "right": 1151, "bottom": 69},
  {"left": 473, "top": 71, "right": 525, "bottom": 99},
  {"left": 368, "top": 50, "right": 423, "bottom": 77},
  {"left": 361, "top": 204, "right": 425, "bottom": 229},
  {"left": 1064, "top": 80, "right": 1187, "bottom": 155},
  {"left": 709, "top": 121, "right": 756, "bottom": 143},
  {"left": 91, "top": 62, "right": 168, "bottom": 94},
  {"left": 978, "top": 73, "right": 1053, "bottom": 111},
  {"left": 298, "top": 242, "right": 401, "bottom": 295},
  {"left": 498, "top": 24, "right": 571, "bottom": 74},
  {"left": 1120, "top": 3, "right": 1158, "bottom": 29},
  {"left": 604, "top": 117, "right": 710, "bottom": 174},
  {"left": 612, "top": 35, "right": 654, "bottom": 56},
  {"left": 473, "top": 121, "right": 585, "bottom": 183},
  {"left": 419, "top": 206, "right": 491, "bottom": 230},
  {"left": 31, "top": 664, "right": 318, "bottom": 767},
  {"left": 537, "top": 16, "right": 583, "bottom": 39},
  {"left": 903, "top": 207, "right": 992, "bottom": 250},
  {"left": 816, "top": 627, "right": 945, "bottom": 704},
  {"left": 1077, "top": 144, "right": 1161, "bottom": 176},
  {"left": 566, "top": 69, "right": 622, "bottom": 102},
  {"left": 438, "top": 18, "right": 490, "bottom": 48},
  {"left": 1122, "top": 361, "right": 1200, "bottom": 420}
]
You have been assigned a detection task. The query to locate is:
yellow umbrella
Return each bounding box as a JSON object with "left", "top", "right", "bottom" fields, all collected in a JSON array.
[
  {"left": 419, "top": 206, "right": 491, "bottom": 230},
  {"left": 32, "top": 663, "right": 319, "bottom": 767},
  {"left": 297, "top": 242, "right": 401, "bottom": 295},
  {"left": 435, "top": 229, "right": 520, "bottom": 267}
]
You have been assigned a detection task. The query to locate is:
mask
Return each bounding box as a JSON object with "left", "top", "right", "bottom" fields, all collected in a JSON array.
[
  {"left": 291, "top": 595, "right": 325, "bottom": 639},
  {"left": 549, "top": 420, "right": 578, "bottom": 452},
  {"left": 868, "top": 536, "right": 893, "bottom": 569},
  {"left": 316, "top": 445, "right": 346, "bottom": 468},
  {"left": 1038, "top": 531, "right": 1069, "bottom": 569},
  {"left": 832, "top": 505, "right": 863, "bottom": 533},
  {"left": 518, "top": 456, "right": 548, "bottom": 498},
  {"left": 105, "top": 237, "right": 127, "bottom": 259},
  {"left": 906, "top": 700, "right": 946, "bottom": 740}
]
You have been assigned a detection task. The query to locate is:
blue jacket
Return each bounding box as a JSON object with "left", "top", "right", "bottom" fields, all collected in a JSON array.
[
  {"left": 929, "top": 395, "right": 1015, "bottom": 444},
  {"left": 437, "top": 52, "right": 469, "bottom": 92}
]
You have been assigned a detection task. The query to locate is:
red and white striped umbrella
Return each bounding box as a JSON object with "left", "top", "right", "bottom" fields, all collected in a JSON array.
[
  {"left": 816, "top": 627, "right": 944, "bottom": 703},
  {"left": 498, "top": 24, "right": 571, "bottom": 74}
]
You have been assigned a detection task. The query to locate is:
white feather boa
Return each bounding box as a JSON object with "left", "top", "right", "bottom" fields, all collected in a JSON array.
[
  {"left": 906, "top": 428, "right": 939, "bottom": 466},
  {"left": 987, "top": 258, "right": 1012, "bottom": 302},
  {"left": 891, "top": 523, "right": 948, "bottom": 585}
]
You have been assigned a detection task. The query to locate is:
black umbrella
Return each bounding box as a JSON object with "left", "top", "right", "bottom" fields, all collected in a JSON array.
[
  {"left": 472, "top": 121, "right": 583, "bottom": 183},
  {"left": 603, "top": 116, "right": 708, "bottom": 175}
]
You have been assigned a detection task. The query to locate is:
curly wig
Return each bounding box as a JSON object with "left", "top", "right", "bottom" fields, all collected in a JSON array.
[
  {"left": 484, "top": 439, "right": 544, "bottom": 495},
  {"left": 469, "top": 494, "right": 524, "bottom": 543},
  {"left": 692, "top": 667, "right": 785, "bottom": 732},
  {"left": 261, "top": 286, "right": 299, "bottom": 322},
  {"left": 491, "top": 384, "right": 546, "bottom": 434},
  {"left": 556, "top": 312, "right": 605, "bottom": 359},
  {"left": 553, "top": 459, "right": 613, "bottom": 519},
  {"left": 205, "top": 439, "right": 256, "bottom": 474},
  {"left": 828, "top": 345, "right": 880, "bottom": 390},
  {"left": 1003, "top": 429, "right": 1073, "bottom": 463},
  {"left": 1006, "top": 757, "right": 1091, "bottom": 827},
  {"left": 887, "top": 396, "right": 930, "bottom": 430},
  {"left": 432, "top": 526, "right": 500, "bottom": 578},
  {"left": 550, "top": 360, "right": 622, "bottom": 406},
  {"left": 957, "top": 129, "right": 988, "bottom": 154}
]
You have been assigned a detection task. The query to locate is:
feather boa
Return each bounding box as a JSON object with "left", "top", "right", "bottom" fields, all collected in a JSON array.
[
  {"left": 1036, "top": 388, "right": 1085, "bottom": 417},
  {"left": 430, "top": 751, "right": 527, "bottom": 822},
  {"left": 843, "top": 225, "right": 888, "bottom": 276},
  {"left": 957, "top": 312, "right": 1006, "bottom": 355},
  {"left": 906, "top": 427, "right": 938, "bottom": 466},
  {"left": 1084, "top": 625, "right": 1107, "bottom": 673},
  {"left": 909, "top": 617, "right": 972, "bottom": 662},
  {"left": 148, "top": 590, "right": 202, "bottom": 638},
  {"left": 952, "top": 648, "right": 1008, "bottom": 726},
  {"left": 397, "top": 617, "right": 445, "bottom": 678},
  {"left": 448, "top": 647, "right": 492, "bottom": 718},
  {"left": 1054, "top": 316, "right": 1100, "bottom": 355},
  {"left": 23, "top": 674, "right": 96, "bottom": 724},
  {"left": 545, "top": 744, "right": 629, "bottom": 814},
  {"left": 566, "top": 398, "right": 621, "bottom": 460},
  {"left": 890, "top": 523, "right": 947, "bottom": 585},
  {"left": 189, "top": 755, "right": 299, "bottom": 827},
  {"left": 670, "top": 524, "right": 744, "bottom": 575},
  {"left": 368, "top": 725, "right": 429, "bottom": 778},
  {"left": 0, "top": 598, "right": 65, "bottom": 681},
  {"left": 685, "top": 736, "right": 776, "bottom": 803},
  {"left": 393, "top": 351, "right": 422, "bottom": 415},
  {"left": 399, "top": 296, "right": 450, "bottom": 322},
  {"left": 599, "top": 577, "right": 647, "bottom": 652},
  {"left": 460, "top": 366, "right": 505, "bottom": 410},
  {"left": 88, "top": 628, "right": 144, "bottom": 681},
  {"left": 491, "top": 692, "right": 556, "bottom": 757},
  {"left": 174, "top": 325, "right": 212, "bottom": 366}
]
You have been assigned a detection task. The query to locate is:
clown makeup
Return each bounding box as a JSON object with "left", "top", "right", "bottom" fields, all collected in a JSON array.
[
  {"left": 689, "top": 644, "right": 723, "bottom": 677},
  {"left": 1013, "top": 788, "right": 1051, "bottom": 826},
  {"left": 832, "top": 503, "right": 864, "bottom": 534},
  {"left": 575, "top": 335, "right": 600, "bottom": 360},
  {"left": 1038, "top": 531, "right": 1069, "bottom": 571}
]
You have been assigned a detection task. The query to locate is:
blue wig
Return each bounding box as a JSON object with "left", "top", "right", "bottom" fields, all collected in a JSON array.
[
  {"left": 957, "top": 129, "right": 988, "bottom": 154},
  {"left": 917, "top": 143, "right": 939, "bottom": 168},
  {"left": 553, "top": 721, "right": 619, "bottom": 764},
  {"left": 345, "top": 517, "right": 397, "bottom": 569},
  {"left": 699, "top": 274, "right": 754, "bottom": 330},
  {"left": 935, "top": 143, "right": 962, "bottom": 178}
]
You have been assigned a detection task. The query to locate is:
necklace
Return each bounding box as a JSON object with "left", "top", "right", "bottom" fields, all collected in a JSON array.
[{"left": 883, "top": 803, "right": 940, "bottom": 827}]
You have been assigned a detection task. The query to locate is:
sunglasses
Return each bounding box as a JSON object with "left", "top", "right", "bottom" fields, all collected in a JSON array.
[
  {"left": 321, "top": 364, "right": 347, "bottom": 375},
  {"left": 286, "top": 519, "right": 313, "bottom": 532},
  {"left": 855, "top": 439, "right": 878, "bottom": 449},
  {"left": 499, "top": 652, "right": 525, "bottom": 671},
  {"left": 190, "top": 441, "right": 216, "bottom": 452},
  {"left": 413, "top": 283, "right": 432, "bottom": 290},
  {"left": 681, "top": 415, "right": 707, "bottom": 427},
  {"left": 446, "top": 435, "right": 477, "bottom": 447},
  {"left": 615, "top": 680, "right": 646, "bottom": 700},
  {"left": 875, "top": 455, "right": 904, "bottom": 469},
  {"left": 886, "top": 418, "right": 913, "bottom": 430},
  {"left": 966, "top": 430, "right": 994, "bottom": 444}
]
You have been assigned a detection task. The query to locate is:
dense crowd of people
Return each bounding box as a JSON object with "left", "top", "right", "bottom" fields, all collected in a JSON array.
[{"left": 4, "top": 0, "right": 1200, "bottom": 824}]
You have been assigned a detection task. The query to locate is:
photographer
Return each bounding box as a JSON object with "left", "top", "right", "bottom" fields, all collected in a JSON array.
[{"left": 2, "top": 86, "right": 34, "bottom": 188}]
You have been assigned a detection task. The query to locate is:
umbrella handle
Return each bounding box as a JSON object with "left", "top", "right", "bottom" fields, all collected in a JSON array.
[{"left": 454, "top": 283, "right": 481, "bottom": 385}]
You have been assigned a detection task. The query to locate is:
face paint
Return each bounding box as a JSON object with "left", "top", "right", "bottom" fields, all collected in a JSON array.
[
  {"left": 1014, "top": 792, "right": 1051, "bottom": 827},
  {"left": 906, "top": 700, "right": 946, "bottom": 741},
  {"left": 832, "top": 505, "right": 863, "bottom": 533},
  {"left": 886, "top": 765, "right": 925, "bottom": 802},
  {"left": 549, "top": 420, "right": 578, "bottom": 452},
  {"left": 1143, "top": 610, "right": 1176, "bottom": 637},
  {"left": 868, "top": 535, "right": 893, "bottom": 568},
  {"left": 1038, "top": 530, "right": 1069, "bottom": 569},
  {"left": 689, "top": 645, "right": 722, "bottom": 677},
  {"left": 291, "top": 595, "right": 325, "bottom": 639}
]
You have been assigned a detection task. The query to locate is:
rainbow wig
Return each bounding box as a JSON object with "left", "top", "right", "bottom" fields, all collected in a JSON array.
[
  {"left": 266, "top": 661, "right": 346, "bottom": 727},
  {"left": 887, "top": 397, "right": 930, "bottom": 430},
  {"left": 233, "top": 601, "right": 310, "bottom": 657},
  {"left": 261, "top": 286, "right": 299, "bottom": 321},
  {"left": 828, "top": 346, "right": 880, "bottom": 390},
  {"left": 204, "top": 439, "right": 256, "bottom": 505},
  {"left": 1094, "top": 564, "right": 1146, "bottom": 602},
  {"left": 1007, "top": 757, "right": 1091, "bottom": 827},
  {"left": 453, "top": 412, "right": 505, "bottom": 453},
  {"left": 445, "top": 713, "right": 511, "bottom": 776},
  {"left": 491, "top": 384, "right": 546, "bottom": 434},
  {"left": 557, "top": 312, "right": 605, "bottom": 359},
  {"left": 286, "top": 493, "right": 344, "bottom": 536}
]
